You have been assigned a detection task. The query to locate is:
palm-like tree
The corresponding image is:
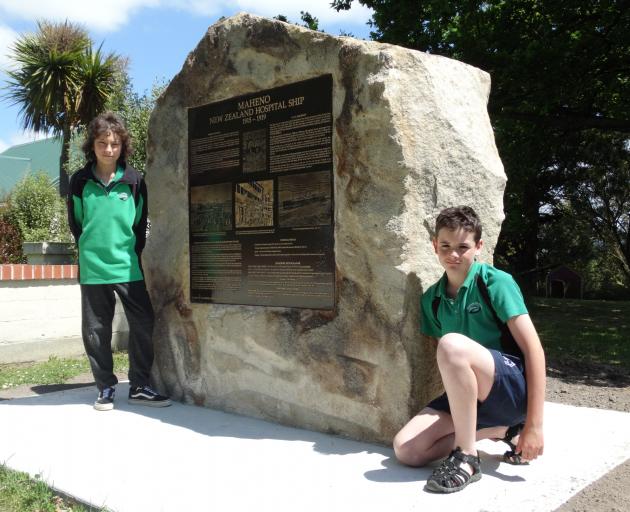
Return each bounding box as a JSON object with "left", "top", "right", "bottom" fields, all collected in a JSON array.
[{"left": 3, "top": 21, "right": 120, "bottom": 196}]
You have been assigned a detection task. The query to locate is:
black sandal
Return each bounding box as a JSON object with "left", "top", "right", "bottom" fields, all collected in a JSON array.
[
  {"left": 425, "top": 447, "right": 482, "bottom": 493},
  {"left": 501, "top": 423, "right": 528, "bottom": 465}
]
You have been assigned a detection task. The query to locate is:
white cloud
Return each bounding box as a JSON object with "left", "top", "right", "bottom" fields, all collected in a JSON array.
[
  {"left": 0, "top": 0, "right": 372, "bottom": 33},
  {"left": 177, "top": 0, "right": 373, "bottom": 27},
  {"left": 0, "top": 130, "right": 51, "bottom": 153},
  {"left": 0, "top": 0, "right": 160, "bottom": 32},
  {"left": 0, "top": 24, "right": 18, "bottom": 73}
]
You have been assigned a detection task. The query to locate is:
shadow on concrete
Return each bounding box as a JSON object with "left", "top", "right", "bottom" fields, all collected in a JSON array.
[
  {"left": 31, "top": 382, "right": 94, "bottom": 394},
  {"left": 362, "top": 450, "right": 527, "bottom": 486},
  {"left": 0, "top": 372, "right": 126, "bottom": 402},
  {"left": 2, "top": 382, "right": 393, "bottom": 459},
  {"left": 0, "top": 382, "right": 93, "bottom": 402},
  {"left": 128, "top": 395, "right": 394, "bottom": 458}
]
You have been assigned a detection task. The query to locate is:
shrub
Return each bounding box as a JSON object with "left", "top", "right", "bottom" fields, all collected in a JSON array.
[
  {"left": 7, "top": 172, "right": 71, "bottom": 243},
  {"left": 0, "top": 212, "right": 24, "bottom": 263}
]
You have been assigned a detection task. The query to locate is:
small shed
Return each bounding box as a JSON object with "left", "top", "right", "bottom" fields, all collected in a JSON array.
[{"left": 546, "top": 266, "right": 583, "bottom": 299}]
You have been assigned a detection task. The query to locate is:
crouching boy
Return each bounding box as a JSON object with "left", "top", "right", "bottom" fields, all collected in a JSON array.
[{"left": 393, "top": 206, "right": 545, "bottom": 493}]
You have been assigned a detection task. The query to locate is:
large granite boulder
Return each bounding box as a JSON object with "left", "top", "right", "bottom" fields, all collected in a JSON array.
[{"left": 144, "top": 12, "right": 506, "bottom": 444}]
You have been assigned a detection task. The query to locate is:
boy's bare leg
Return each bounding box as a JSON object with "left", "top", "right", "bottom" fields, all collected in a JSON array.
[
  {"left": 437, "top": 333, "right": 495, "bottom": 452},
  {"left": 394, "top": 409, "right": 509, "bottom": 467},
  {"left": 394, "top": 334, "right": 513, "bottom": 469},
  {"left": 436, "top": 333, "right": 496, "bottom": 467},
  {"left": 394, "top": 408, "right": 455, "bottom": 466}
]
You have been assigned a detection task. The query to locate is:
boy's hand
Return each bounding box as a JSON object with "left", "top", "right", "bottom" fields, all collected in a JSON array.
[{"left": 516, "top": 423, "right": 544, "bottom": 461}]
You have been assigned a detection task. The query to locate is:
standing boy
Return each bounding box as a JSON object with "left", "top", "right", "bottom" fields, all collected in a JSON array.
[
  {"left": 393, "top": 206, "right": 545, "bottom": 493},
  {"left": 67, "top": 112, "right": 171, "bottom": 411}
]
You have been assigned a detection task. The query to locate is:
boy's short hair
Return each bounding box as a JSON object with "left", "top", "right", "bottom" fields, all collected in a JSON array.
[
  {"left": 435, "top": 206, "right": 482, "bottom": 242},
  {"left": 81, "top": 111, "right": 132, "bottom": 165}
]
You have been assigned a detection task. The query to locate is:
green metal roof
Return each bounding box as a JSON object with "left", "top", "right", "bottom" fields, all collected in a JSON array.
[{"left": 0, "top": 137, "right": 61, "bottom": 197}]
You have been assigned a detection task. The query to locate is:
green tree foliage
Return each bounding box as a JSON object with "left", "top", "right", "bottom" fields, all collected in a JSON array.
[
  {"left": 300, "top": 11, "right": 320, "bottom": 31},
  {"left": 2, "top": 21, "right": 120, "bottom": 195},
  {"left": 106, "top": 72, "right": 167, "bottom": 172},
  {"left": 332, "top": 0, "right": 630, "bottom": 294},
  {"left": 274, "top": 11, "right": 320, "bottom": 31},
  {"left": 557, "top": 133, "right": 630, "bottom": 284},
  {"left": 6, "top": 172, "right": 71, "bottom": 243},
  {"left": 536, "top": 200, "right": 629, "bottom": 299},
  {"left": 65, "top": 71, "right": 166, "bottom": 174}
]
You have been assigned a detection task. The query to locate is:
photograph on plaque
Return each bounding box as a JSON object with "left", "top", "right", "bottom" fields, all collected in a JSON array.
[
  {"left": 235, "top": 180, "right": 274, "bottom": 228},
  {"left": 278, "top": 171, "right": 332, "bottom": 227},
  {"left": 190, "top": 183, "right": 233, "bottom": 233},
  {"left": 242, "top": 128, "right": 267, "bottom": 174},
  {"left": 188, "top": 74, "right": 335, "bottom": 309}
]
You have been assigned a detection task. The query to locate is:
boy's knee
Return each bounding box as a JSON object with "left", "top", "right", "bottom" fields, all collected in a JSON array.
[
  {"left": 393, "top": 435, "right": 429, "bottom": 467},
  {"left": 436, "top": 333, "right": 469, "bottom": 364}
]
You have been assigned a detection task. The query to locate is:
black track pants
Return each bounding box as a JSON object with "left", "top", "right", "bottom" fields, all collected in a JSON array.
[{"left": 80, "top": 281, "right": 155, "bottom": 390}]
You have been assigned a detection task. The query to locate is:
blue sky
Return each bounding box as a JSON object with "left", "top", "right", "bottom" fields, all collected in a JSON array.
[{"left": 0, "top": 0, "right": 374, "bottom": 152}]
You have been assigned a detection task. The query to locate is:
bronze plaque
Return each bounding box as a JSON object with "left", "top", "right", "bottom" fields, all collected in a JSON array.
[{"left": 188, "top": 75, "right": 335, "bottom": 309}]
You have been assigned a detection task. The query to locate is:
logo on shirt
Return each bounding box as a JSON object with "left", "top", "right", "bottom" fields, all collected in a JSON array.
[
  {"left": 466, "top": 302, "right": 482, "bottom": 314},
  {"left": 118, "top": 192, "right": 129, "bottom": 201}
]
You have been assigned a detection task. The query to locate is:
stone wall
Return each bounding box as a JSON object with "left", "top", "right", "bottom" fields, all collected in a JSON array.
[{"left": 144, "top": 13, "right": 506, "bottom": 443}]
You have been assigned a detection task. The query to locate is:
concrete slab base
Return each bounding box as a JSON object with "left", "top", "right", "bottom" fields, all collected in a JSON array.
[{"left": 1, "top": 384, "right": 629, "bottom": 512}]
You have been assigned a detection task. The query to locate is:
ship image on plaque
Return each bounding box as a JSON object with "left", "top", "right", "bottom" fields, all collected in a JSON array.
[
  {"left": 242, "top": 128, "right": 267, "bottom": 174},
  {"left": 278, "top": 171, "right": 332, "bottom": 227},
  {"left": 190, "top": 183, "right": 233, "bottom": 233},
  {"left": 235, "top": 180, "right": 274, "bottom": 228}
]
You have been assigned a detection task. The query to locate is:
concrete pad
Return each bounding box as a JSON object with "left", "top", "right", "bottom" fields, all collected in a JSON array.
[{"left": 1, "top": 384, "right": 629, "bottom": 512}]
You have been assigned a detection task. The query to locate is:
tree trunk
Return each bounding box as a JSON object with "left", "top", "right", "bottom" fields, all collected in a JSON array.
[
  {"left": 59, "top": 126, "right": 71, "bottom": 197},
  {"left": 518, "top": 186, "right": 541, "bottom": 294}
]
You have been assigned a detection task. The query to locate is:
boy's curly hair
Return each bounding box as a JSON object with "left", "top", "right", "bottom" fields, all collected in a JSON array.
[
  {"left": 435, "top": 206, "right": 482, "bottom": 242},
  {"left": 81, "top": 111, "right": 132, "bottom": 165}
]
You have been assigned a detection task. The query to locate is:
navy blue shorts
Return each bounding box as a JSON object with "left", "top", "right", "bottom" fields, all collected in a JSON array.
[{"left": 425, "top": 350, "right": 527, "bottom": 429}]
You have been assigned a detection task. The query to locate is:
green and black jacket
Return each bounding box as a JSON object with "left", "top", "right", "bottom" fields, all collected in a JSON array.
[{"left": 67, "top": 162, "right": 148, "bottom": 285}]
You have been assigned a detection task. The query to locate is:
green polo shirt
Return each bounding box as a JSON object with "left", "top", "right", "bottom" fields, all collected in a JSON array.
[{"left": 420, "top": 262, "right": 528, "bottom": 350}]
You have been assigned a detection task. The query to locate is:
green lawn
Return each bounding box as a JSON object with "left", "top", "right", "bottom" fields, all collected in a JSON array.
[
  {"left": 0, "top": 352, "right": 128, "bottom": 390},
  {"left": 0, "top": 464, "right": 94, "bottom": 512},
  {"left": 528, "top": 297, "right": 630, "bottom": 372}
]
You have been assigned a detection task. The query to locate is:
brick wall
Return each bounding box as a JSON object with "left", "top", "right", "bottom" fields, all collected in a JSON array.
[{"left": 0, "top": 264, "right": 78, "bottom": 281}]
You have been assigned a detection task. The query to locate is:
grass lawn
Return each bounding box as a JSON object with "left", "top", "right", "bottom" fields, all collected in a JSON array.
[
  {"left": 0, "top": 464, "right": 94, "bottom": 512},
  {"left": 528, "top": 297, "right": 630, "bottom": 373},
  {"left": 0, "top": 352, "right": 128, "bottom": 390}
]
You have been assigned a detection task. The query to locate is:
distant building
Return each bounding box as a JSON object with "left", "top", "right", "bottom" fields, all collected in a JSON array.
[
  {"left": 546, "top": 266, "right": 583, "bottom": 299},
  {"left": 0, "top": 138, "right": 62, "bottom": 199}
]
